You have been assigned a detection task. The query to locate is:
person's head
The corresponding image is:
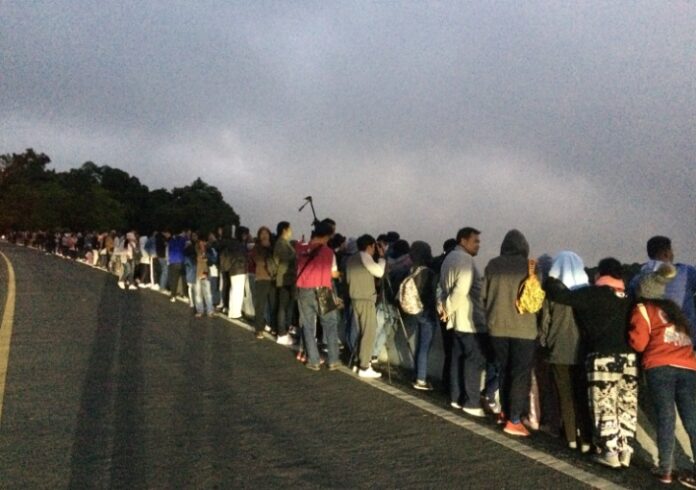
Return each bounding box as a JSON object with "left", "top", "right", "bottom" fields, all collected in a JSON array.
[
  {"left": 328, "top": 233, "right": 346, "bottom": 251},
  {"left": 647, "top": 236, "right": 674, "bottom": 263},
  {"left": 236, "top": 226, "right": 249, "bottom": 241},
  {"left": 596, "top": 257, "right": 623, "bottom": 280},
  {"left": 313, "top": 221, "right": 334, "bottom": 243},
  {"left": 320, "top": 218, "right": 336, "bottom": 236},
  {"left": 385, "top": 231, "right": 400, "bottom": 244},
  {"left": 276, "top": 221, "right": 292, "bottom": 240},
  {"left": 549, "top": 251, "right": 588, "bottom": 289},
  {"left": 390, "top": 239, "right": 410, "bottom": 259},
  {"left": 456, "top": 227, "right": 481, "bottom": 256},
  {"left": 410, "top": 241, "right": 433, "bottom": 267},
  {"left": 257, "top": 226, "right": 272, "bottom": 246},
  {"left": 357, "top": 234, "right": 377, "bottom": 253}
]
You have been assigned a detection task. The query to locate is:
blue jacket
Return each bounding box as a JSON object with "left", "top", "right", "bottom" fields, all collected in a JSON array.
[{"left": 168, "top": 236, "right": 187, "bottom": 264}]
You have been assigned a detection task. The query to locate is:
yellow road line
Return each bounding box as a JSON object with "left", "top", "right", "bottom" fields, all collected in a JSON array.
[{"left": 0, "top": 251, "right": 16, "bottom": 427}]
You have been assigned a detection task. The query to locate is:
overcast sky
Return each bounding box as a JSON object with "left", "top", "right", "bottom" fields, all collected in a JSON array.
[{"left": 2, "top": 1, "right": 694, "bottom": 265}]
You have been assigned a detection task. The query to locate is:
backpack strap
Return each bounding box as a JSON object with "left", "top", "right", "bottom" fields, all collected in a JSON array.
[{"left": 636, "top": 302, "right": 652, "bottom": 334}]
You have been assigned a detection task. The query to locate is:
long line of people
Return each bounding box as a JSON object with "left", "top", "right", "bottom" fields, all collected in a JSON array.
[{"left": 7, "top": 227, "right": 696, "bottom": 487}]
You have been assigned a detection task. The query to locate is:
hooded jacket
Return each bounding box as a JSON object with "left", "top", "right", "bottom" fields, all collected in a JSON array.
[
  {"left": 482, "top": 229, "right": 538, "bottom": 340},
  {"left": 218, "top": 225, "right": 247, "bottom": 275}
]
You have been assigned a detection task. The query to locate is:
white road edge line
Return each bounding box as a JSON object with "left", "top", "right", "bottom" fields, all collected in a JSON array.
[{"left": 0, "top": 251, "right": 17, "bottom": 428}]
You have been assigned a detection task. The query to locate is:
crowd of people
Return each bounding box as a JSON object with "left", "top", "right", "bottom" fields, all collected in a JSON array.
[{"left": 5, "top": 225, "right": 696, "bottom": 487}]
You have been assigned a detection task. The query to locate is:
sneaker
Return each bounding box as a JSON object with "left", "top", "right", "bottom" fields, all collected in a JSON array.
[
  {"left": 413, "top": 380, "right": 434, "bottom": 391},
  {"left": 264, "top": 325, "right": 272, "bottom": 333},
  {"left": 503, "top": 421, "right": 530, "bottom": 437},
  {"left": 117, "top": 281, "right": 125, "bottom": 289},
  {"left": 170, "top": 297, "right": 176, "bottom": 303},
  {"left": 486, "top": 398, "right": 502, "bottom": 415},
  {"left": 328, "top": 362, "right": 341, "bottom": 371},
  {"left": 651, "top": 467, "right": 672, "bottom": 485},
  {"left": 462, "top": 407, "right": 487, "bottom": 418},
  {"left": 522, "top": 416, "right": 539, "bottom": 431},
  {"left": 358, "top": 366, "right": 382, "bottom": 379},
  {"left": 288, "top": 325, "right": 299, "bottom": 336},
  {"left": 450, "top": 401, "right": 463, "bottom": 410},
  {"left": 619, "top": 450, "right": 631, "bottom": 467},
  {"left": 678, "top": 474, "right": 696, "bottom": 489},
  {"left": 138, "top": 283, "right": 148, "bottom": 288},
  {"left": 128, "top": 285, "right": 138, "bottom": 290},
  {"left": 592, "top": 453, "right": 621, "bottom": 469},
  {"left": 255, "top": 332, "right": 264, "bottom": 339},
  {"left": 306, "top": 363, "right": 320, "bottom": 371},
  {"left": 195, "top": 313, "right": 203, "bottom": 318},
  {"left": 568, "top": 441, "right": 578, "bottom": 450},
  {"left": 151, "top": 284, "right": 160, "bottom": 291},
  {"left": 496, "top": 412, "right": 507, "bottom": 425},
  {"left": 580, "top": 443, "right": 591, "bottom": 454},
  {"left": 276, "top": 334, "right": 294, "bottom": 346}
]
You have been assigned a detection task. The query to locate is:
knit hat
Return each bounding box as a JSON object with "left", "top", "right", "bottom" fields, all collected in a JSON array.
[{"left": 637, "top": 263, "right": 677, "bottom": 300}]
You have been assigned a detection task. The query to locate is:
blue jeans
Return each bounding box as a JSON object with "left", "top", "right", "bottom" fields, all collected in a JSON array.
[
  {"left": 406, "top": 310, "right": 437, "bottom": 381},
  {"left": 646, "top": 366, "right": 696, "bottom": 473},
  {"left": 297, "top": 288, "right": 339, "bottom": 366},
  {"left": 194, "top": 278, "right": 213, "bottom": 315}
]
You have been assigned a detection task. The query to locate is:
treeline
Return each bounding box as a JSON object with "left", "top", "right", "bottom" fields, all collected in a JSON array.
[{"left": 0, "top": 149, "right": 240, "bottom": 233}]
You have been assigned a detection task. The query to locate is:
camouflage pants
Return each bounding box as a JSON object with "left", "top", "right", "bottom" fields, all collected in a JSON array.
[{"left": 586, "top": 353, "right": 638, "bottom": 456}]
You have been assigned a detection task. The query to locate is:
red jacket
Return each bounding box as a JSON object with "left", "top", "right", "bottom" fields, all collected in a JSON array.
[{"left": 628, "top": 302, "right": 696, "bottom": 371}]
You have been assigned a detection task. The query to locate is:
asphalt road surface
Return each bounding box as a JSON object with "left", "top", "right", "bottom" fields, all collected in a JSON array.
[{"left": 0, "top": 243, "right": 665, "bottom": 489}]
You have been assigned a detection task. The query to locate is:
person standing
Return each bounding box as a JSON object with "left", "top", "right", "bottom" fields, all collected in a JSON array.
[
  {"left": 482, "top": 229, "right": 538, "bottom": 436},
  {"left": 295, "top": 222, "right": 341, "bottom": 371},
  {"left": 346, "top": 234, "right": 386, "bottom": 379},
  {"left": 440, "top": 227, "right": 487, "bottom": 416},
  {"left": 629, "top": 264, "right": 696, "bottom": 487},
  {"left": 546, "top": 258, "right": 637, "bottom": 469},
  {"left": 251, "top": 226, "right": 277, "bottom": 339},
  {"left": 540, "top": 251, "right": 592, "bottom": 451},
  {"left": 167, "top": 230, "right": 187, "bottom": 303},
  {"left": 274, "top": 221, "right": 296, "bottom": 345}
]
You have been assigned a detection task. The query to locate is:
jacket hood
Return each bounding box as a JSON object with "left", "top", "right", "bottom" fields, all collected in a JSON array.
[{"left": 500, "top": 229, "right": 529, "bottom": 258}]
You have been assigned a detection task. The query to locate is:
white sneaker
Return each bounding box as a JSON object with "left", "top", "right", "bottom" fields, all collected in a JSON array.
[
  {"left": 117, "top": 281, "right": 125, "bottom": 289},
  {"left": 462, "top": 407, "right": 486, "bottom": 418},
  {"left": 276, "top": 334, "right": 293, "bottom": 346},
  {"left": 151, "top": 284, "right": 160, "bottom": 291},
  {"left": 170, "top": 297, "right": 176, "bottom": 303},
  {"left": 138, "top": 283, "right": 148, "bottom": 288},
  {"left": 128, "top": 285, "right": 138, "bottom": 290},
  {"left": 358, "top": 366, "right": 381, "bottom": 379}
]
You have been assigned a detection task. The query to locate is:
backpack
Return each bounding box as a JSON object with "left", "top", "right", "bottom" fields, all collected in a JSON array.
[
  {"left": 516, "top": 259, "right": 545, "bottom": 314},
  {"left": 398, "top": 266, "right": 426, "bottom": 315}
]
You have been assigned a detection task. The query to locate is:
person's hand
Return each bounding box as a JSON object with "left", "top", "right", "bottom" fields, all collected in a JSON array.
[{"left": 437, "top": 303, "right": 448, "bottom": 322}]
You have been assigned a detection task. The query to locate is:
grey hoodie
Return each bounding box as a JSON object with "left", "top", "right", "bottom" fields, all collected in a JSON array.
[{"left": 482, "top": 229, "right": 538, "bottom": 340}]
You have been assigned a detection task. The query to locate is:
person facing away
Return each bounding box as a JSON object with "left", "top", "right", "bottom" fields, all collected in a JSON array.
[
  {"left": 628, "top": 264, "right": 696, "bottom": 487},
  {"left": 540, "top": 251, "right": 592, "bottom": 452},
  {"left": 295, "top": 221, "right": 341, "bottom": 371},
  {"left": 250, "top": 226, "right": 277, "bottom": 339},
  {"left": 345, "top": 234, "right": 386, "bottom": 379},
  {"left": 481, "top": 229, "right": 538, "bottom": 437},
  {"left": 629, "top": 236, "right": 696, "bottom": 344},
  {"left": 545, "top": 257, "right": 637, "bottom": 469}
]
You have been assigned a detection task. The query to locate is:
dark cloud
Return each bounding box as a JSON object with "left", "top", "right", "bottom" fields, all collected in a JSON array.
[{"left": 2, "top": 0, "right": 694, "bottom": 265}]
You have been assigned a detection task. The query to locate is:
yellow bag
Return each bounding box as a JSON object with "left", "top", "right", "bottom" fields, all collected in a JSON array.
[{"left": 516, "top": 259, "right": 545, "bottom": 314}]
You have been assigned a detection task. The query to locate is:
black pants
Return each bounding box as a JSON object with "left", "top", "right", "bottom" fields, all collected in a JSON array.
[
  {"left": 253, "top": 280, "right": 277, "bottom": 333},
  {"left": 276, "top": 284, "right": 295, "bottom": 336},
  {"left": 490, "top": 337, "right": 536, "bottom": 423},
  {"left": 221, "top": 272, "right": 231, "bottom": 310},
  {"left": 168, "top": 263, "right": 183, "bottom": 297}
]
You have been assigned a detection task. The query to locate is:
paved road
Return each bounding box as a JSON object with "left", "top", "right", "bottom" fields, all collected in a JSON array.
[{"left": 0, "top": 243, "right": 663, "bottom": 489}]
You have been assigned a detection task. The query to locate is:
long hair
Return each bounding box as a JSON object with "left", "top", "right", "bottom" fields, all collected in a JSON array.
[{"left": 641, "top": 298, "right": 691, "bottom": 335}]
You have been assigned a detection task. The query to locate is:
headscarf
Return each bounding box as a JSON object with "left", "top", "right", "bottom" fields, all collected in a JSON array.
[{"left": 549, "top": 251, "right": 589, "bottom": 290}]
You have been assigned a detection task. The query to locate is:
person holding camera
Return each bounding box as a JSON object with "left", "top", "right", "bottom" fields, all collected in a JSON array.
[{"left": 346, "top": 234, "right": 386, "bottom": 378}]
